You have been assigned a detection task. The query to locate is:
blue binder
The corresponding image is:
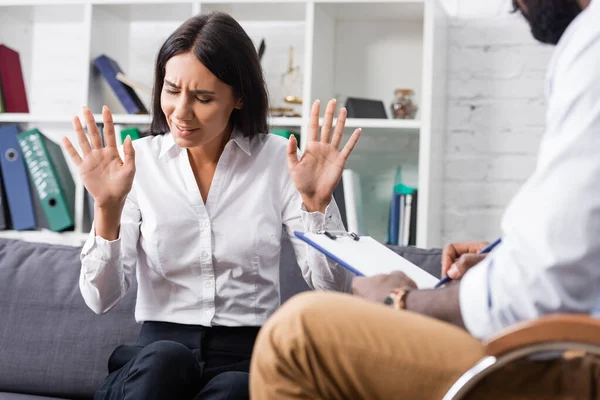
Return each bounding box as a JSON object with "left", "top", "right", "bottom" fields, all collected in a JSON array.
[
  {"left": 93, "top": 55, "right": 148, "bottom": 115},
  {"left": 0, "top": 124, "right": 36, "bottom": 230}
]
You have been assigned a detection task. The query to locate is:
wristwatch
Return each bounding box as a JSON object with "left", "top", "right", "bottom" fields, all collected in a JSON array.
[{"left": 383, "top": 287, "right": 411, "bottom": 310}]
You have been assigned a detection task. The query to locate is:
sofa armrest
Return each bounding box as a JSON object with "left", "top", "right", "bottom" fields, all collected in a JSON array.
[{"left": 483, "top": 314, "right": 600, "bottom": 357}]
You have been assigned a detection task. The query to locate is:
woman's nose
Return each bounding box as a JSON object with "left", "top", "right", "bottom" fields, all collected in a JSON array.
[{"left": 173, "top": 96, "right": 193, "bottom": 121}]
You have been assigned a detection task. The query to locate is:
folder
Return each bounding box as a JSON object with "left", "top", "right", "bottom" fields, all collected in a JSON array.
[
  {"left": 119, "top": 126, "right": 141, "bottom": 144},
  {"left": 0, "top": 125, "right": 36, "bottom": 230},
  {"left": 295, "top": 231, "right": 437, "bottom": 288},
  {"left": 93, "top": 55, "right": 148, "bottom": 115},
  {"left": 18, "top": 129, "right": 75, "bottom": 232},
  {"left": 0, "top": 44, "right": 29, "bottom": 113}
]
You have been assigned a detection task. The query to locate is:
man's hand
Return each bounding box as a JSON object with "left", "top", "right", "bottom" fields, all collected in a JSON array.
[
  {"left": 352, "top": 271, "right": 417, "bottom": 303},
  {"left": 441, "top": 241, "right": 488, "bottom": 280}
]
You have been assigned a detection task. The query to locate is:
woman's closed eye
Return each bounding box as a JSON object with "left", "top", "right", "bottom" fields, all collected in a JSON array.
[{"left": 197, "top": 97, "right": 212, "bottom": 104}]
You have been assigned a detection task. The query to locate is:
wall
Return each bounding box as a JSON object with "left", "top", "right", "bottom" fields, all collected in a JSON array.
[{"left": 439, "top": 0, "right": 555, "bottom": 244}]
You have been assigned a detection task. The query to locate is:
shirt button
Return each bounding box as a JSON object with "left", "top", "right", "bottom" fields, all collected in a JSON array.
[
  {"left": 200, "top": 219, "right": 209, "bottom": 228},
  {"left": 205, "top": 310, "right": 211, "bottom": 316},
  {"left": 204, "top": 280, "right": 213, "bottom": 288},
  {"left": 201, "top": 251, "right": 210, "bottom": 261}
]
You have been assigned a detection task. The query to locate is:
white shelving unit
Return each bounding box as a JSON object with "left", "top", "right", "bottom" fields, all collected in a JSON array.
[{"left": 0, "top": 0, "right": 448, "bottom": 247}]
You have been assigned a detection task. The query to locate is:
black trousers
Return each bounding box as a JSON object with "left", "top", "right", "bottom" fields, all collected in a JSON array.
[{"left": 94, "top": 321, "right": 260, "bottom": 400}]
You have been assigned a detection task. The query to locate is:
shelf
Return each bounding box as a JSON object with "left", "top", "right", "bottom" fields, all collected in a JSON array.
[
  {"left": 0, "top": 230, "right": 88, "bottom": 247},
  {"left": 0, "top": 115, "right": 415, "bottom": 130},
  {"left": 318, "top": 117, "right": 420, "bottom": 131},
  {"left": 0, "top": 113, "right": 304, "bottom": 128},
  {"left": 316, "top": 1, "right": 424, "bottom": 21}
]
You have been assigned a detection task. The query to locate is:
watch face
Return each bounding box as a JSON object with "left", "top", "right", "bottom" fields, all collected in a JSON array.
[{"left": 384, "top": 296, "right": 394, "bottom": 306}]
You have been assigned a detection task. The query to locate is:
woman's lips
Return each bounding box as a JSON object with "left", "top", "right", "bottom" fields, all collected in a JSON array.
[{"left": 173, "top": 123, "right": 199, "bottom": 138}]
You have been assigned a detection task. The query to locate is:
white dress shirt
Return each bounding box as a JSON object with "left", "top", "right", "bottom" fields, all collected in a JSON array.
[
  {"left": 79, "top": 129, "right": 350, "bottom": 327},
  {"left": 460, "top": 0, "right": 600, "bottom": 339}
]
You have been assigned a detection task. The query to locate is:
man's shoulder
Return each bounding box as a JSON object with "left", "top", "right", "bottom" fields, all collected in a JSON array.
[{"left": 552, "top": 3, "right": 600, "bottom": 78}]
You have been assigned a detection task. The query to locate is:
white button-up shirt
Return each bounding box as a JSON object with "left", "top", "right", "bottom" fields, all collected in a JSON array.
[
  {"left": 79, "top": 129, "right": 349, "bottom": 326},
  {"left": 460, "top": 0, "right": 600, "bottom": 339}
]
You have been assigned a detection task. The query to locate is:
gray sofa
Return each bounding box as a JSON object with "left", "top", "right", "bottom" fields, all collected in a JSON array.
[{"left": 0, "top": 236, "right": 441, "bottom": 400}]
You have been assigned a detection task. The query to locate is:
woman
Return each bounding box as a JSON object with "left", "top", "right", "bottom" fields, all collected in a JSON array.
[{"left": 62, "top": 11, "right": 361, "bottom": 400}]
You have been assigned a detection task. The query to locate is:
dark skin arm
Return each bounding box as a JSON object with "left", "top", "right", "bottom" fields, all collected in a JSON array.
[
  {"left": 405, "top": 282, "right": 465, "bottom": 329},
  {"left": 352, "top": 240, "right": 492, "bottom": 329},
  {"left": 352, "top": 271, "right": 465, "bottom": 328}
]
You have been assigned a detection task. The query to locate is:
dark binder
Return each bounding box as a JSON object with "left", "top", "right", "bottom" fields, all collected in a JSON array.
[
  {"left": 408, "top": 190, "right": 418, "bottom": 246},
  {"left": 0, "top": 168, "right": 10, "bottom": 230},
  {"left": 93, "top": 54, "right": 148, "bottom": 115}
]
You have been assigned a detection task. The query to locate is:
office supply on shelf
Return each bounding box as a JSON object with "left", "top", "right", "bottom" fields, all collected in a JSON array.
[
  {"left": 295, "top": 231, "right": 438, "bottom": 288},
  {"left": 0, "top": 125, "right": 36, "bottom": 230},
  {"left": 115, "top": 72, "right": 152, "bottom": 96},
  {"left": 93, "top": 54, "right": 148, "bottom": 115},
  {"left": 344, "top": 97, "right": 388, "bottom": 119},
  {"left": 19, "top": 129, "right": 75, "bottom": 232},
  {"left": 0, "top": 44, "right": 29, "bottom": 113}
]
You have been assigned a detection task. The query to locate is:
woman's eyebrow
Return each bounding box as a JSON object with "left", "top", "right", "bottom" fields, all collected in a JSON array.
[{"left": 164, "top": 79, "right": 216, "bottom": 95}]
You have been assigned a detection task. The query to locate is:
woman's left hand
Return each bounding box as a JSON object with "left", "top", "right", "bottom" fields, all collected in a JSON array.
[{"left": 287, "top": 99, "right": 361, "bottom": 213}]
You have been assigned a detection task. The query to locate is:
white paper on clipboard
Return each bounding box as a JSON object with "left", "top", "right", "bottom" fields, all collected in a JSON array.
[{"left": 295, "top": 231, "right": 438, "bottom": 289}]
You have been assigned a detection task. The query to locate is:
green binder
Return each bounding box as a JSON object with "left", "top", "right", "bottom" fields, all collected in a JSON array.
[
  {"left": 18, "top": 129, "right": 75, "bottom": 232},
  {"left": 119, "top": 127, "right": 141, "bottom": 144}
]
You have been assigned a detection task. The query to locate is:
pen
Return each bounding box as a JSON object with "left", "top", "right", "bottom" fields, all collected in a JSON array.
[{"left": 434, "top": 238, "right": 502, "bottom": 288}]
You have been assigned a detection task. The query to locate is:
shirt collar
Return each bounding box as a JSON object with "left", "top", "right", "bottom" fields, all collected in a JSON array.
[{"left": 158, "top": 126, "right": 251, "bottom": 159}]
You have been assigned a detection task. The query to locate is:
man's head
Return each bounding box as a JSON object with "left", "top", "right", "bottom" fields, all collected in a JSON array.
[{"left": 513, "top": 0, "right": 590, "bottom": 45}]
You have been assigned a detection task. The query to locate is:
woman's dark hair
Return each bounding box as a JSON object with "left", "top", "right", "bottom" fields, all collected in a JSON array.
[{"left": 150, "top": 12, "right": 269, "bottom": 136}]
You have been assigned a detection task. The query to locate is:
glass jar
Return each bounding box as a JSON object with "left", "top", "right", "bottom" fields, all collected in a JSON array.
[{"left": 391, "top": 89, "right": 418, "bottom": 120}]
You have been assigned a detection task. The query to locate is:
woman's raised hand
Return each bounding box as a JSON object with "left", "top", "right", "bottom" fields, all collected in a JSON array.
[{"left": 62, "top": 106, "right": 136, "bottom": 209}]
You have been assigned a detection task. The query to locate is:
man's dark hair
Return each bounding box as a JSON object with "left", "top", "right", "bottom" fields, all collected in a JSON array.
[
  {"left": 511, "top": 0, "right": 584, "bottom": 45},
  {"left": 150, "top": 12, "right": 269, "bottom": 137}
]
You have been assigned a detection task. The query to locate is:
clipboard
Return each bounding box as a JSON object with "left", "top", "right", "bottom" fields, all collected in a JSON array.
[{"left": 295, "top": 231, "right": 438, "bottom": 289}]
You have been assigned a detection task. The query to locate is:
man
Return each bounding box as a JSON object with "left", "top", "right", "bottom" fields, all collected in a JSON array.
[{"left": 250, "top": 0, "right": 600, "bottom": 398}]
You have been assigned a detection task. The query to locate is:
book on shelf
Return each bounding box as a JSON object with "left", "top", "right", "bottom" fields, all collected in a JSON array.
[
  {"left": 18, "top": 129, "right": 76, "bottom": 232},
  {"left": 117, "top": 126, "right": 141, "bottom": 144},
  {"left": 0, "top": 44, "right": 29, "bottom": 113},
  {"left": 388, "top": 183, "right": 418, "bottom": 247},
  {"left": 116, "top": 72, "right": 152, "bottom": 97},
  {"left": 93, "top": 54, "right": 148, "bottom": 115}
]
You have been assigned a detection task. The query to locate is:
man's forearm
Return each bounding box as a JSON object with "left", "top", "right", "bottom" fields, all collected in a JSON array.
[{"left": 405, "top": 282, "right": 465, "bottom": 329}]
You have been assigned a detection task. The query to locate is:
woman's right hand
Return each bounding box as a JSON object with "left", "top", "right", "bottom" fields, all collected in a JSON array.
[{"left": 62, "top": 106, "right": 136, "bottom": 210}]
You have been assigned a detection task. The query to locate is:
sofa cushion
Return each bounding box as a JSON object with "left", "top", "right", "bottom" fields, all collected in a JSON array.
[
  {"left": 0, "top": 393, "right": 68, "bottom": 400},
  {"left": 0, "top": 239, "right": 141, "bottom": 399},
  {"left": 388, "top": 245, "right": 443, "bottom": 279}
]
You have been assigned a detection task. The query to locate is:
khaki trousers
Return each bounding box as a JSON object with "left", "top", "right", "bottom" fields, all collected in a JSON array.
[{"left": 250, "top": 292, "right": 600, "bottom": 400}]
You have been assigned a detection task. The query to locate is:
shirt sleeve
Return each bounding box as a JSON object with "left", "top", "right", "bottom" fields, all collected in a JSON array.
[
  {"left": 460, "top": 25, "right": 600, "bottom": 339},
  {"left": 281, "top": 180, "right": 352, "bottom": 292},
  {"left": 79, "top": 186, "right": 141, "bottom": 314}
]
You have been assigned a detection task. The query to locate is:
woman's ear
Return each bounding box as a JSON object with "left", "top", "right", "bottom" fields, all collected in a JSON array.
[{"left": 235, "top": 97, "right": 243, "bottom": 110}]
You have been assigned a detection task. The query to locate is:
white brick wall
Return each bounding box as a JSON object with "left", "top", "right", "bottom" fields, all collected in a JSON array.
[{"left": 440, "top": 3, "right": 555, "bottom": 244}]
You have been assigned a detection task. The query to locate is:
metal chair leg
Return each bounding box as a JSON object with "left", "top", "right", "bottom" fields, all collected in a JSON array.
[{"left": 442, "top": 342, "right": 600, "bottom": 400}]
